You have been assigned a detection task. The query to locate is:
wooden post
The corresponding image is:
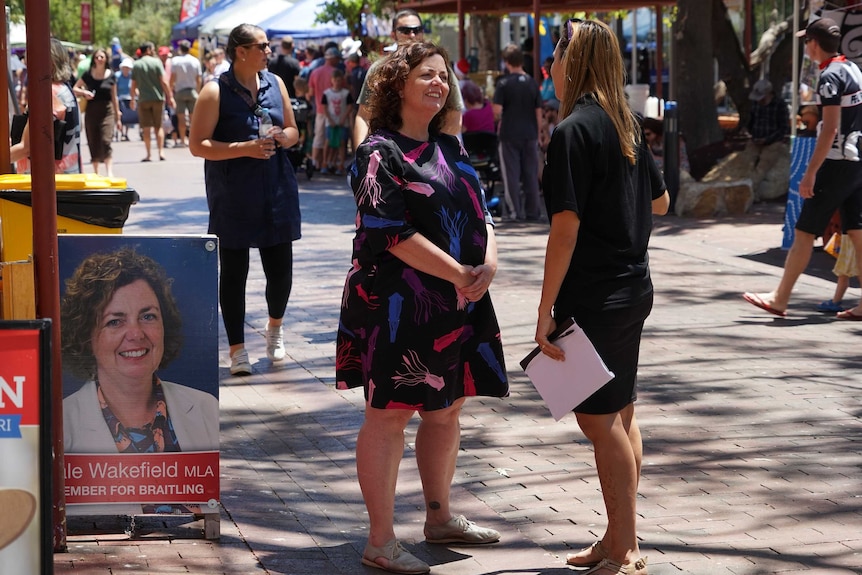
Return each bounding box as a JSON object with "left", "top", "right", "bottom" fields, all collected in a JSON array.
[
  {"left": 0, "top": 4, "right": 11, "bottom": 173},
  {"left": 458, "top": 0, "right": 465, "bottom": 60},
  {"left": 655, "top": 4, "right": 663, "bottom": 101},
  {"left": 532, "top": 0, "right": 540, "bottom": 84},
  {"left": 23, "top": 0, "right": 66, "bottom": 551}
]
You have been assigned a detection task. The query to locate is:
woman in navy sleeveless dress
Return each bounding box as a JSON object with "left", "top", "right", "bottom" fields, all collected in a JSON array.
[{"left": 190, "top": 24, "right": 301, "bottom": 375}]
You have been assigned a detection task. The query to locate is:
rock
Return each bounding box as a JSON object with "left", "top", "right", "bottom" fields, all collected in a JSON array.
[
  {"left": 753, "top": 143, "right": 790, "bottom": 200},
  {"left": 701, "top": 140, "right": 789, "bottom": 202},
  {"left": 701, "top": 147, "right": 755, "bottom": 183},
  {"left": 675, "top": 179, "right": 754, "bottom": 217}
]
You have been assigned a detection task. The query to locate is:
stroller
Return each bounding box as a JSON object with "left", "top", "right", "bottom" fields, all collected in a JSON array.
[
  {"left": 117, "top": 99, "right": 138, "bottom": 141},
  {"left": 287, "top": 97, "right": 314, "bottom": 179},
  {"left": 462, "top": 131, "right": 502, "bottom": 215}
]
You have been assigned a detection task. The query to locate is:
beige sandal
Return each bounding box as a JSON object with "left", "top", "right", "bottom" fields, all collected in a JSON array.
[
  {"left": 583, "top": 556, "right": 648, "bottom": 575},
  {"left": 361, "top": 538, "right": 430, "bottom": 575},
  {"left": 566, "top": 540, "right": 608, "bottom": 567}
]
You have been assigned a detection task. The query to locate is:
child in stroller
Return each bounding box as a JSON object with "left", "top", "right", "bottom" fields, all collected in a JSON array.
[
  {"left": 462, "top": 131, "right": 502, "bottom": 216},
  {"left": 117, "top": 58, "right": 137, "bottom": 141},
  {"left": 290, "top": 77, "right": 314, "bottom": 179}
]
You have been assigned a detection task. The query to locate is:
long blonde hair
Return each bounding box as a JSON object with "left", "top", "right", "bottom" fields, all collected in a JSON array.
[{"left": 557, "top": 19, "right": 640, "bottom": 165}]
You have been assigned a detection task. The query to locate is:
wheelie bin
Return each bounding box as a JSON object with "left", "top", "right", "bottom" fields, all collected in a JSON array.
[{"left": 0, "top": 173, "right": 139, "bottom": 319}]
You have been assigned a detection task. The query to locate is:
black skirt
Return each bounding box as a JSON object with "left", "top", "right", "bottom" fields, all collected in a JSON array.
[{"left": 558, "top": 293, "right": 653, "bottom": 415}]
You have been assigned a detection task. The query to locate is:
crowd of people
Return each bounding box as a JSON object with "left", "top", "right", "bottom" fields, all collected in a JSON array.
[
  {"left": 19, "top": 10, "right": 862, "bottom": 575},
  {"left": 9, "top": 37, "right": 188, "bottom": 174},
  {"left": 7, "top": 25, "right": 565, "bottom": 193}
]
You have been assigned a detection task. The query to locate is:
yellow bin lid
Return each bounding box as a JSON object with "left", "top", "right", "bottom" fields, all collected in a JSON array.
[{"left": 0, "top": 173, "right": 128, "bottom": 191}]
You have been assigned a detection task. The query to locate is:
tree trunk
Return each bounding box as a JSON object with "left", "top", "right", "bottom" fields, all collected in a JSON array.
[
  {"left": 712, "top": 0, "right": 799, "bottom": 133},
  {"left": 712, "top": 0, "right": 751, "bottom": 120},
  {"left": 474, "top": 15, "right": 500, "bottom": 72},
  {"left": 676, "top": 0, "right": 723, "bottom": 151}
]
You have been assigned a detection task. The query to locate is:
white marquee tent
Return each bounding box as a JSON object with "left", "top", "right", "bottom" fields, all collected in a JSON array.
[{"left": 171, "top": 0, "right": 293, "bottom": 41}]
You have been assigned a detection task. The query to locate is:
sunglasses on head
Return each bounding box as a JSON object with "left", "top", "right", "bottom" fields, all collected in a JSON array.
[
  {"left": 561, "top": 17, "right": 587, "bottom": 43},
  {"left": 396, "top": 25, "right": 424, "bottom": 35},
  {"left": 242, "top": 42, "right": 270, "bottom": 51}
]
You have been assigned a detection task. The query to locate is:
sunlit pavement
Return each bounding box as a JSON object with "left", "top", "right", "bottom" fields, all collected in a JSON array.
[{"left": 54, "top": 134, "right": 861, "bottom": 574}]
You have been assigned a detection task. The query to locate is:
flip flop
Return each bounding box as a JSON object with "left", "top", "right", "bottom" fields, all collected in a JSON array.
[
  {"left": 743, "top": 292, "right": 787, "bottom": 317},
  {"left": 141, "top": 157, "right": 151, "bottom": 162},
  {"left": 836, "top": 309, "right": 862, "bottom": 320}
]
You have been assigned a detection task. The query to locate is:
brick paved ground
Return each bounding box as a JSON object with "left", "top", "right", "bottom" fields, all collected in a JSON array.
[{"left": 52, "top": 137, "right": 861, "bottom": 574}]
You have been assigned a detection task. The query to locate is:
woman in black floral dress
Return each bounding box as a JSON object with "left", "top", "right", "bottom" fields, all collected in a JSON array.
[{"left": 337, "top": 41, "right": 508, "bottom": 575}]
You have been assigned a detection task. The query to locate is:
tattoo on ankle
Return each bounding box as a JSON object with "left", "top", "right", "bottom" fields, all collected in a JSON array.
[{"left": 429, "top": 501, "right": 441, "bottom": 510}]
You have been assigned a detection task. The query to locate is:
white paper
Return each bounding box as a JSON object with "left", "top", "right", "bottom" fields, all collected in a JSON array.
[{"left": 521, "top": 320, "right": 614, "bottom": 421}]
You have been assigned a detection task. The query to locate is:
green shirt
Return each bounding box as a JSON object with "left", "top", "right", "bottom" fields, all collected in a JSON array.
[
  {"left": 131, "top": 55, "right": 166, "bottom": 102},
  {"left": 76, "top": 56, "right": 91, "bottom": 81}
]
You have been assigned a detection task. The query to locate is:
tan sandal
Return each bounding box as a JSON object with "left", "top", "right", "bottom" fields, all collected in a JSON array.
[
  {"left": 583, "top": 556, "right": 648, "bottom": 575},
  {"left": 566, "top": 540, "right": 608, "bottom": 567}
]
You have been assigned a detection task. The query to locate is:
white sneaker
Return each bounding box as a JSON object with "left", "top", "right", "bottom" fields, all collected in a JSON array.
[
  {"left": 229, "top": 349, "right": 252, "bottom": 375},
  {"left": 265, "top": 321, "right": 285, "bottom": 362}
]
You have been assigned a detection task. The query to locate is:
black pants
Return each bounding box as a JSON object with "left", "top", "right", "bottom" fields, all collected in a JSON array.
[{"left": 219, "top": 242, "right": 293, "bottom": 346}]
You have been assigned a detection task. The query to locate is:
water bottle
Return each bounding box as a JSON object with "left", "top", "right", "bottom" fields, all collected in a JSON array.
[{"left": 258, "top": 108, "right": 273, "bottom": 139}]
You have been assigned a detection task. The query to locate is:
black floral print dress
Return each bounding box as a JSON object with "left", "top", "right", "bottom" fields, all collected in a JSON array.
[{"left": 336, "top": 130, "right": 509, "bottom": 410}]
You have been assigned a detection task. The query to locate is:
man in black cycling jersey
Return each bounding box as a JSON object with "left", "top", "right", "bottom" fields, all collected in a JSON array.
[{"left": 744, "top": 17, "right": 862, "bottom": 320}]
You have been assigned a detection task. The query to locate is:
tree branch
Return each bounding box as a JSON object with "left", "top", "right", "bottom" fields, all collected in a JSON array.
[{"left": 749, "top": 17, "right": 792, "bottom": 68}]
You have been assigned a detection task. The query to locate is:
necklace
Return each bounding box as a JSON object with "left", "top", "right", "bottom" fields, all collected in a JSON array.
[{"left": 96, "top": 376, "right": 180, "bottom": 453}]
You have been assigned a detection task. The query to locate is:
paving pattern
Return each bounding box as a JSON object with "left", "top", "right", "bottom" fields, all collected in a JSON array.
[{"left": 52, "top": 138, "right": 862, "bottom": 574}]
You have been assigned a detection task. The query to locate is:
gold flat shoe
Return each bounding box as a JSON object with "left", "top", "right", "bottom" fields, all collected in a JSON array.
[
  {"left": 566, "top": 540, "right": 608, "bottom": 567},
  {"left": 583, "top": 556, "right": 648, "bottom": 575}
]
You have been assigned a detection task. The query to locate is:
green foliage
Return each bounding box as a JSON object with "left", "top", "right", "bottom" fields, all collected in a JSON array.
[
  {"left": 316, "top": 0, "right": 392, "bottom": 39},
  {"left": 112, "top": 1, "right": 182, "bottom": 50},
  {"left": 316, "top": 0, "right": 363, "bottom": 36},
  {"left": 48, "top": 0, "right": 88, "bottom": 44},
  {"left": 12, "top": 0, "right": 181, "bottom": 52},
  {"left": 6, "top": 0, "right": 25, "bottom": 22}
]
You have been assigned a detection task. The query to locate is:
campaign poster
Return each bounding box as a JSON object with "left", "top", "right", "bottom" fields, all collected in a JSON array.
[
  {"left": 0, "top": 320, "right": 52, "bottom": 575},
  {"left": 58, "top": 236, "right": 219, "bottom": 516}
]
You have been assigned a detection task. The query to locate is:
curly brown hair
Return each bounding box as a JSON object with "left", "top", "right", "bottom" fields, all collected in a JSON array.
[
  {"left": 60, "top": 247, "right": 183, "bottom": 380},
  {"left": 367, "top": 42, "right": 458, "bottom": 136}
]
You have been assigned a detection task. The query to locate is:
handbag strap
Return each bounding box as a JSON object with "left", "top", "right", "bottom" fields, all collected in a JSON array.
[{"left": 218, "top": 72, "right": 264, "bottom": 118}]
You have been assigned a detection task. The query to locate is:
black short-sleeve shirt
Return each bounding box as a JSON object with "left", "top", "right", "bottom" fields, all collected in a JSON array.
[
  {"left": 816, "top": 56, "right": 862, "bottom": 161},
  {"left": 493, "top": 72, "right": 542, "bottom": 142},
  {"left": 542, "top": 95, "right": 666, "bottom": 311}
]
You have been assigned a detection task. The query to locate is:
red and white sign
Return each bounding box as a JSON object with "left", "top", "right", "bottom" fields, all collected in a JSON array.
[
  {"left": 0, "top": 323, "right": 50, "bottom": 574},
  {"left": 179, "top": 0, "right": 204, "bottom": 22},
  {"left": 0, "top": 330, "right": 40, "bottom": 434},
  {"left": 81, "top": 2, "right": 92, "bottom": 44},
  {"left": 64, "top": 452, "right": 219, "bottom": 505}
]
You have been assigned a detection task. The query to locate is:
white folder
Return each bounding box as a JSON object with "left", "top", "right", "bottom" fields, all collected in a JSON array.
[{"left": 520, "top": 317, "right": 614, "bottom": 421}]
